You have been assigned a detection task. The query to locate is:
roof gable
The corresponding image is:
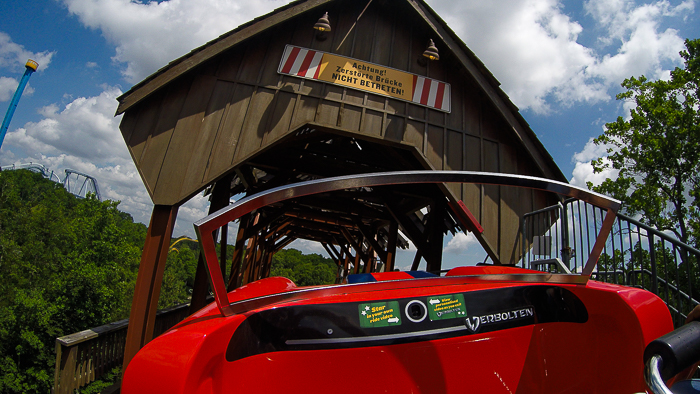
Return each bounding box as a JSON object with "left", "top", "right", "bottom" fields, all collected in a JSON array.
[{"left": 117, "top": 0, "right": 566, "bottom": 207}]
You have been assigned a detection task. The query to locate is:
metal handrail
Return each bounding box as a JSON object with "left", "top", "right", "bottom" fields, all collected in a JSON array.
[{"left": 521, "top": 199, "right": 700, "bottom": 327}]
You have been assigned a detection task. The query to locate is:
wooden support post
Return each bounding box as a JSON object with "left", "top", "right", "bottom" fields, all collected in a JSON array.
[
  {"left": 273, "top": 236, "right": 294, "bottom": 254},
  {"left": 425, "top": 203, "right": 444, "bottom": 273},
  {"left": 386, "top": 220, "right": 398, "bottom": 271},
  {"left": 355, "top": 221, "right": 388, "bottom": 265},
  {"left": 322, "top": 242, "right": 343, "bottom": 282},
  {"left": 322, "top": 242, "right": 342, "bottom": 266},
  {"left": 340, "top": 228, "right": 370, "bottom": 266},
  {"left": 242, "top": 239, "right": 256, "bottom": 285},
  {"left": 241, "top": 214, "right": 260, "bottom": 285},
  {"left": 255, "top": 231, "right": 271, "bottom": 281},
  {"left": 227, "top": 213, "right": 251, "bottom": 291},
  {"left": 220, "top": 224, "right": 228, "bottom": 275},
  {"left": 262, "top": 243, "right": 275, "bottom": 278},
  {"left": 122, "top": 204, "right": 178, "bottom": 372},
  {"left": 364, "top": 244, "right": 375, "bottom": 274},
  {"left": 190, "top": 175, "right": 232, "bottom": 313},
  {"left": 353, "top": 252, "right": 362, "bottom": 274},
  {"left": 411, "top": 251, "right": 423, "bottom": 271},
  {"left": 343, "top": 252, "right": 350, "bottom": 281},
  {"left": 382, "top": 194, "right": 436, "bottom": 269},
  {"left": 251, "top": 230, "right": 266, "bottom": 281}
]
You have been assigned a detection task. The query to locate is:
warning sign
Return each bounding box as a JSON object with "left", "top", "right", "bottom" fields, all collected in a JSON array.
[
  {"left": 359, "top": 301, "right": 402, "bottom": 328},
  {"left": 278, "top": 45, "right": 451, "bottom": 112},
  {"left": 427, "top": 294, "right": 466, "bottom": 321}
]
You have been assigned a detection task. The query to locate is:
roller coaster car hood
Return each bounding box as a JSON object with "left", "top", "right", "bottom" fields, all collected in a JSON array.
[{"left": 121, "top": 171, "right": 674, "bottom": 394}]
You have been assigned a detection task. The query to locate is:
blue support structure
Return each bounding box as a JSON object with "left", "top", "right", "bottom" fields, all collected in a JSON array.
[{"left": 0, "top": 59, "right": 38, "bottom": 151}]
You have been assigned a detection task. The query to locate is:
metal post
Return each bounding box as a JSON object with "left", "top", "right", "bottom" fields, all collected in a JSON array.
[
  {"left": 0, "top": 60, "right": 38, "bottom": 150},
  {"left": 560, "top": 202, "right": 572, "bottom": 270}
]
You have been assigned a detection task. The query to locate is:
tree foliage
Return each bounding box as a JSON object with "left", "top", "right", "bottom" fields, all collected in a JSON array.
[
  {"left": 0, "top": 171, "right": 336, "bottom": 393},
  {"left": 590, "top": 38, "right": 700, "bottom": 247},
  {"left": 270, "top": 249, "right": 336, "bottom": 286},
  {"left": 0, "top": 170, "right": 147, "bottom": 393}
]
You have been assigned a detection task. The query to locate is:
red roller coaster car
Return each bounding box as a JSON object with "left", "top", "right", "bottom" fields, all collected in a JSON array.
[{"left": 121, "top": 171, "right": 700, "bottom": 394}]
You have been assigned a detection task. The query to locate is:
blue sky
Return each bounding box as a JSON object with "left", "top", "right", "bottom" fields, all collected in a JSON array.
[{"left": 0, "top": 0, "right": 698, "bottom": 267}]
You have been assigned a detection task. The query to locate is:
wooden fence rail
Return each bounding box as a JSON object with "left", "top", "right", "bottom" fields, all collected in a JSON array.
[{"left": 53, "top": 303, "right": 192, "bottom": 394}]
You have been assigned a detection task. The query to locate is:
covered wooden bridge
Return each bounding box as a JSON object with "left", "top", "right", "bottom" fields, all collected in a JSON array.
[{"left": 116, "top": 0, "right": 566, "bottom": 370}]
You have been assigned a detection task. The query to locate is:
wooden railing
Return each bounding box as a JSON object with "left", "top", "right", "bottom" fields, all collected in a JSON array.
[{"left": 53, "top": 303, "right": 192, "bottom": 394}]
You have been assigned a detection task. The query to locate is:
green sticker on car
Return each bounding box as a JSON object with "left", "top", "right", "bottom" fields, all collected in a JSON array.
[
  {"left": 359, "top": 301, "right": 401, "bottom": 328},
  {"left": 427, "top": 294, "right": 466, "bottom": 320}
]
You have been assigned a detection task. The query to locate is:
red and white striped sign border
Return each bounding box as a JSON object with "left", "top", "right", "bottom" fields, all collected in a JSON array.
[
  {"left": 279, "top": 46, "right": 324, "bottom": 79},
  {"left": 278, "top": 45, "right": 451, "bottom": 113},
  {"left": 411, "top": 75, "right": 450, "bottom": 112}
]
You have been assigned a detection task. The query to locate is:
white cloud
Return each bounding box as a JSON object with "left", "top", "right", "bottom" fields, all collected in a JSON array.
[
  {"left": 427, "top": 0, "right": 689, "bottom": 113},
  {"left": 0, "top": 32, "right": 54, "bottom": 73},
  {"left": 444, "top": 232, "right": 479, "bottom": 254},
  {"left": 0, "top": 75, "right": 35, "bottom": 103},
  {"left": 57, "top": 0, "right": 692, "bottom": 114},
  {"left": 1, "top": 86, "right": 157, "bottom": 225},
  {"left": 428, "top": 0, "right": 604, "bottom": 113},
  {"left": 174, "top": 192, "right": 211, "bottom": 237},
  {"left": 585, "top": 0, "right": 690, "bottom": 84},
  {"left": 0, "top": 76, "right": 19, "bottom": 102},
  {"left": 61, "top": 0, "right": 288, "bottom": 83},
  {"left": 288, "top": 239, "right": 328, "bottom": 256},
  {"left": 6, "top": 86, "right": 127, "bottom": 164},
  {"left": 569, "top": 137, "right": 619, "bottom": 188}
]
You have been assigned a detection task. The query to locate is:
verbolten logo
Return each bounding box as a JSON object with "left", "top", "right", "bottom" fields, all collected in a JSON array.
[
  {"left": 464, "top": 307, "right": 535, "bottom": 333},
  {"left": 465, "top": 316, "right": 480, "bottom": 332}
]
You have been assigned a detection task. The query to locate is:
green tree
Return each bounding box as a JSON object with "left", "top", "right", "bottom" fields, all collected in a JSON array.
[
  {"left": 0, "top": 170, "right": 147, "bottom": 393},
  {"left": 589, "top": 38, "right": 700, "bottom": 248},
  {"left": 269, "top": 249, "right": 336, "bottom": 286},
  {"left": 159, "top": 243, "right": 199, "bottom": 309}
]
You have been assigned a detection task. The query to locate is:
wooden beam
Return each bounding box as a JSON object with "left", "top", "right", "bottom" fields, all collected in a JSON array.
[
  {"left": 235, "top": 166, "right": 257, "bottom": 190},
  {"left": 227, "top": 213, "right": 251, "bottom": 291},
  {"left": 340, "top": 227, "right": 370, "bottom": 266},
  {"left": 411, "top": 250, "right": 423, "bottom": 271},
  {"left": 355, "top": 220, "right": 388, "bottom": 265},
  {"left": 240, "top": 214, "right": 261, "bottom": 285},
  {"left": 272, "top": 235, "right": 295, "bottom": 254},
  {"left": 382, "top": 193, "right": 439, "bottom": 269},
  {"left": 190, "top": 174, "right": 232, "bottom": 313},
  {"left": 448, "top": 200, "right": 500, "bottom": 264},
  {"left": 322, "top": 242, "right": 342, "bottom": 265},
  {"left": 342, "top": 252, "right": 351, "bottom": 282},
  {"left": 244, "top": 208, "right": 287, "bottom": 239},
  {"left": 122, "top": 204, "right": 178, "bottom": 371},
  {"left": 284, "top": 210, "right": 356, "bottom": 228},
  {"left": 385, "top": 220, "right": 398, "bottom": 271},
  {"left": 425, "top": 204, "right": 444, "bottom": 273},
  {"left": 363, "top": 244, "right": 375, "bottom": 274}
]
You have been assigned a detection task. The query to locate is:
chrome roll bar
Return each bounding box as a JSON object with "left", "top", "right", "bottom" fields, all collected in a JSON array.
[{"left": 193, "top": 171, "right": 620, "bottom": 317}]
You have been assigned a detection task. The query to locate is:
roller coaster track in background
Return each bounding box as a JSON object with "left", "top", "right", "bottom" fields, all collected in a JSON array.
[{"left": 0, "top": 162, "right": 101, "bottom": 201}]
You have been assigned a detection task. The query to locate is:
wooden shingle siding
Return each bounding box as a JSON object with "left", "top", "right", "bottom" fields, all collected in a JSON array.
[{"left": 154, "top": 75, "right": 217, "bottom": 203}]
